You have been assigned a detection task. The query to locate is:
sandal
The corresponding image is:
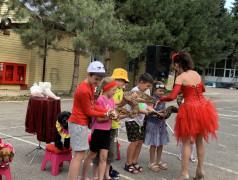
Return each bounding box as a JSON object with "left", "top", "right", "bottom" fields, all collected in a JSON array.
[
  {"left": 148, "top": 163, "right": 160, "bottom": 172},
  {"left": 133, "top": 162, "right": 143, "bottom": 172},
  {"left": 124, "top": 164, "right": 138, "bottom": 174},
  {"left": 157, "top": 162, "right": 168, "bottom": 170}
]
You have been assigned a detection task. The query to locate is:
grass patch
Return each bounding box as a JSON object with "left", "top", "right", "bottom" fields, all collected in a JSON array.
[
  {"left": 0, "top": 96, "right": 30, "bottom": 101},
  {"left": 0, "top": 95, "right": 74, "bottom": 101}
]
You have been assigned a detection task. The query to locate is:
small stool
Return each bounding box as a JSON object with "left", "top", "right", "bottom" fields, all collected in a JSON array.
[
  {"left": 0, "top": 166, "right": 12, "bottom": 180},
  {"left": 41, "top": 144, "right": 72, "bottom": 176}
]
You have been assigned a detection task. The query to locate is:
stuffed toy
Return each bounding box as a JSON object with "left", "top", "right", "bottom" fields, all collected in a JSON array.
[{"left": 55, "top": 111, "right": 71, "bottom": 150}]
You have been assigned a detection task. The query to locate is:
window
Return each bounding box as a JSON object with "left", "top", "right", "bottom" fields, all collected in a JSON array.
[
  {"left": 127, "top": 59, "right": 137, "bottom": 73},
  {"left": 226, "top": 59, "right": 233, "bottom": 69},
  {"left": 206, "top": 68, "right": 214, "bottom": 76},
  {"left": 0, "top": 62, "right": 26, "bottom": 84},
  {"left": 215, "top": 69, "right": 224, "bottom": 77},
  {"left": 0, "top": 63, "right": 3, "bottom": 82}
]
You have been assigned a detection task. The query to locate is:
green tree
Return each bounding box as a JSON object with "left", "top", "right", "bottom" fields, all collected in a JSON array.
[
  {"left": 230, "top": 0, "right": 238, "bottom": 69},
  {"left": 113, "top": 0, "right": 170, "bottom": 83},
  {"left": 7, "top": 0, "right": 123, "bottom": 95},
  {"left": 5, "top": 0, "right": 66, "bottom": 82},
  {"left": 181, "top": 0, "right": 227, "bottom": 80}
]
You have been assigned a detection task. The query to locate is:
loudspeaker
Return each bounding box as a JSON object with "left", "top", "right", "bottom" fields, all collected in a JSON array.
[{"left": 146, "top": 45, "right": 171, "bottom": 79}]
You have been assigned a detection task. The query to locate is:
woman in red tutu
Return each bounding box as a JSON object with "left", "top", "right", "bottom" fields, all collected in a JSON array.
[{"left": 156, "top": 50, "right": 219, "bottom": 180}]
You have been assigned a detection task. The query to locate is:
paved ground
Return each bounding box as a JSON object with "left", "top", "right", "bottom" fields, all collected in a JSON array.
[{"left": 0, "top": 87, "right": 238, "bottom": 180}]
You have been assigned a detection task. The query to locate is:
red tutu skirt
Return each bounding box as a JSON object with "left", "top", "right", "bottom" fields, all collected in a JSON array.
[{"left": 174, "top": 99, "right": 219, "bottom": 143}]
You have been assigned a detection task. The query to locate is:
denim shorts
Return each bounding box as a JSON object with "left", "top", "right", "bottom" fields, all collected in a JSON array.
[{"left": 68, "top": 121, "right": 89, "bottom": 151}]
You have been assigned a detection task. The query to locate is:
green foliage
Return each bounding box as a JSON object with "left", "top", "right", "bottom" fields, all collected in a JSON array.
[
  {"left": 4, "top": 0, "right": 238, "bottom": 73},
  {"left": 229, "top": 0, "right": 238, "bottom": 65},
  {"left": 6, "top": 0, "right": 65, "bottom": 58}
]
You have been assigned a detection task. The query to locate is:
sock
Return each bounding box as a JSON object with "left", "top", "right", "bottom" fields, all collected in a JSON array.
[
  {"left": 179, "top": 141, "right": 183, "bottom": 156},
  {"left": 191, "top": 143, "right": 195, "bottom": 158}
]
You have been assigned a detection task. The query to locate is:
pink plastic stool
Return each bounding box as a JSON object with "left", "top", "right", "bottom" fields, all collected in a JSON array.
[
  {"left": 41, "top": 144, "right": 72, "bottom": 176},
  {"left": 0, "top": 166, "right": 12, "bottom": 180}
]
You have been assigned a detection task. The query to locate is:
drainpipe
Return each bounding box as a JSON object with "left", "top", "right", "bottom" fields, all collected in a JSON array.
[{"left": 42, "top": 36, "right": 47, "bottom": 82}]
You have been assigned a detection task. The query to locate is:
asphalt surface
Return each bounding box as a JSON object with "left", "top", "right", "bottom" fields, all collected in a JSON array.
[{"left": 0, "top": 87, "right": 238, "bottom": 180}]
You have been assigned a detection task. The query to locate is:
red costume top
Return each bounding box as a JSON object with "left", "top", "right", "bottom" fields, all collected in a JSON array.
[
  {"left": 69, "top": 80, "right": 108, "bottom": 126},
  {"left": 160, "top": 82, "right": 219, "bottom": 143}
]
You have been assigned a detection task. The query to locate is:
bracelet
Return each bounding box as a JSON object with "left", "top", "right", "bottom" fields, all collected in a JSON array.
[{"left": 106, "top": 111, "right": 109, "bottom": 117}]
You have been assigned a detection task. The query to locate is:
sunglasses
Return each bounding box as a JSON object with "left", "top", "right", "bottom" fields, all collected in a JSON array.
[{"left": 156, "top": 84, "right": 165, "bottom": 89}]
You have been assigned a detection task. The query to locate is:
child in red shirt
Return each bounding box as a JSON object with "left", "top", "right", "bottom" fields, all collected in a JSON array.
[
  {"left": 67, "top": 61, "right": 113, "bottom": 180},
  {"left": 82, "top": 77, "right": 118, "bottom": 180}
]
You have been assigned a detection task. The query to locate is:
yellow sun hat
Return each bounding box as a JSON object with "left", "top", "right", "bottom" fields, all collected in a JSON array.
[{"left": 111, "top": 68, "right": 129, "bottom": 83}]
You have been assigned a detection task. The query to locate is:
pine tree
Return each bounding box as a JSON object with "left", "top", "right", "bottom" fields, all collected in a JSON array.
[
  {"left": 230, "top": 0, "right": 238, "bottom": 68},
  {"left": 6, "top": 0, "right": 66, "bottom": 82},
  {"left": 180, "top": 0, "right": 225, "bottom": 80},
  {"left": 113, "top": 0, "right": 171, "bottom": 83},
  {"left": 7, "top": 0, "right": 122, "bottom": 94},
  {"left": 6, "top": 0, "right": 235, "bottom": 89}
]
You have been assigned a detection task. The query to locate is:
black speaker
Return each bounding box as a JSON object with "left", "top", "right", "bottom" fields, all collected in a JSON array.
[{"left": 146, "top": 45, "right": 171, "bottom": 79}]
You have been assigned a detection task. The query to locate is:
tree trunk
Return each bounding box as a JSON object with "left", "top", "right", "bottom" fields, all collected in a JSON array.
[
  {"left": 202, "top": 67, "right": 206, "bottom": 84},
  {"left": 69, "top": 51, "right": 80, "bottom": 96}
]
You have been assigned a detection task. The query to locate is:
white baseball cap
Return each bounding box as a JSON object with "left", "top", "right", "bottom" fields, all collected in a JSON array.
[{"left": 87, "top": 61, "right": 109, "bottom": 77}]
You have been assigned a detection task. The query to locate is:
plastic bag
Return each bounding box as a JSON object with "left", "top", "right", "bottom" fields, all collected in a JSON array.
[
  {"left": 30, "top": 83, "right": 44, "bottom": 97},
  {"left": 39, "top": 82, "right": 60, "bottom": 100}
]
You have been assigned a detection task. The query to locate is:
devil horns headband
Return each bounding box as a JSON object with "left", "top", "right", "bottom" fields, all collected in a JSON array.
[{"left": 172, "top": 53, "right": 179, "bottom": 60}]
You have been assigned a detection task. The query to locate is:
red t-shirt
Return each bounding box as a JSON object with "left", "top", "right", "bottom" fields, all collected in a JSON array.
[{"left": 69, "top": 80, "right": 107, "bottom": 126}]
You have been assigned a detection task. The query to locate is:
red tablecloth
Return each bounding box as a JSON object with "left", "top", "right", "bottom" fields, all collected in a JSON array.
[{"left": 25, "top": 97, "right": 61, "bottom": 143}]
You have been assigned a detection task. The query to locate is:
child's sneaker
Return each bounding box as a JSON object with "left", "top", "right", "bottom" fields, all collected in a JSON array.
[
  {"left": 110, "top": 174, "right": 119, "bottom": 180},
  {"left": 110, "top": 166, "right": 120, "bottom": 177},
  {"left": 110, "top": 170, "right": 120, "bottom": 179},
  {"left": 190, "top": 156, "right": 196, "bottom": 163},
  {"left": 178, "top": 154, "right": 182, "bottom": 161}
]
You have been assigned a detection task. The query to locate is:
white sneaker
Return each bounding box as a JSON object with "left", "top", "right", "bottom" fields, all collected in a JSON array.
[
  {"left": 190, "top": 156, "right": 196, "bottom": 162},
  {"left": 178, "top": 154, "right": 182, "bottom": 161}
]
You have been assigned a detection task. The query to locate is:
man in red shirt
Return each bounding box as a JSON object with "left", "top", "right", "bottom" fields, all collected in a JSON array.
[{"left": 67, "top": 61, "right": 112, "bottom": 180}]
